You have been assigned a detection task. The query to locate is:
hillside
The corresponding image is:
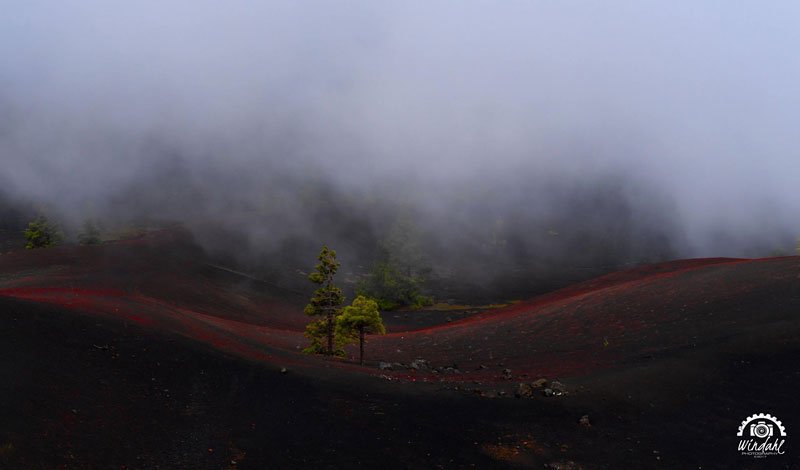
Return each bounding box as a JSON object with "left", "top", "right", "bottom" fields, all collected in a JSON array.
[{"left": 1, "top": 231, "right": 798, "bottom": 468}]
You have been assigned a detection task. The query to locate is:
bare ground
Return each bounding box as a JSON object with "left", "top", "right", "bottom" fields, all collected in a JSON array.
[{"left": 0, "top": 231, "right": 798, "bottom": 468}]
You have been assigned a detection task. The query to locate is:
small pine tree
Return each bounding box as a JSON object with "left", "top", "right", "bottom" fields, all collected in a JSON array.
[
  {"left": 77, "top": 219, "right": 102, "bottom": 245},
  {"left": 336, "top": 295, "right": 386, "bottom": 365},
  {"left": 23, "top": 215, "right": 62, "bottom": 249},
  {"left": 304, "top": 246, "right": 345, "bottom": 356}
]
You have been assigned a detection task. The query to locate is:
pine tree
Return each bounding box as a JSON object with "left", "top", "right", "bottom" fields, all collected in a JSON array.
[
  {"left": 303, "top": 246, "right": 345, "bottom": 356},
  {"left": 336, "top": 295, "right": 386, "bottom": 365},
  {"left": 77, "top": 219, "right": 102, "bottom": 245},
  {"left": 23, "top": 215, "right": 62, "bottom": 249},
  {"left": 356, "top": 212, "right": 433, "bottom": 310}
]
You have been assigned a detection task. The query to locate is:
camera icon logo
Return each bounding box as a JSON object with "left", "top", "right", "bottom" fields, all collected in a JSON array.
[
  {"left": 750, "top": 421, "right": 773, "bottom": 439},
  {"left": 737, "top": 413, "right": 786, "bottom": 438}
]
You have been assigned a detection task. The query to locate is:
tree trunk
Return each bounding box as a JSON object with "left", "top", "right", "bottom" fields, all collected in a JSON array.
[
  {"left": 326, "top": 311, "right": 334, "bottom": 355},
  {"left": 359, "top": 327, "right": 365, "bottom": 365}
]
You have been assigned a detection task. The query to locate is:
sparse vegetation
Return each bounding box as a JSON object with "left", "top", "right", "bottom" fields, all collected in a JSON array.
[
  {"left": 77, "top": 219, "right": 102, "bottom": 245},
  {"left": 303, "top": 246, "right": 345, "bottom": 356},
  {"left": 23, "top": 215, "right": 62, "bottom": 249},
  {"left": 105, "top": 225, "right": 148, "bottom": 241},
  {"left": 336, "top": 295, "right": 386, "bottom": 365},
  {"left": 357, "top": 262, "right": 432, "bottom": 310},
  {"left": 357, "top": 214, "right": 433, "bottom": 310}
]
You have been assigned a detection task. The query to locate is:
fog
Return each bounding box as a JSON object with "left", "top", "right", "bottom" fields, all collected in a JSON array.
[{"left": 2, "top": 2, "right": 799, "bottom": 294}]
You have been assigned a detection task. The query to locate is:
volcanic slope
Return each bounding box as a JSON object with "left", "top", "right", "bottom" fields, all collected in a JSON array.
[
  {"left": 374, "top": 256, "right": 800, "bottom": 381},
  {"left": 1, "top": 230, "right": 799, "bottom": 468},
  {"left": 1, "top": 231, "right": 799, "bottom": 381}
]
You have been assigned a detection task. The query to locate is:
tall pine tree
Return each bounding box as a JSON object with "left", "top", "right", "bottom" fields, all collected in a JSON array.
[{"left": 303, "top": 246, "right": 345, "bottom": 355}]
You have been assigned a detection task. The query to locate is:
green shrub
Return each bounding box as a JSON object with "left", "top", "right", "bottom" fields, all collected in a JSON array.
[
  {"left": 23, "top": 216, "right": 62, "bottom": 249},
  {"left": 77, "top": 219, "right": 102, "bottom": 245},
  {"left": 356, "top": 262, "right": 433, "bottom": 311}
]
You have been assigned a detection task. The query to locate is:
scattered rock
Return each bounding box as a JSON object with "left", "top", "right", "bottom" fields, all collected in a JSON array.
[
  {"left": 543, "top": 388, "right": 565, "bottom": 397},
  {"left": 531, "top": 378, "right": 548, "bottom": 389},
  {"left": 381, "top": 359, "right": 461, "bottom": 374},
  {"left": 280, "top": 367, "right": 288, "bottom": 375},
  {"left": 501, "top": 368, "right": 513, "bottom": 380},
  {"left": 472, "top": 389, "right": 498, "bottom": 398},
  {"left": 515, "top": 382, "right": 534, "bottom": 398},
  {"left": 544, "top": 461, "right": 581, "bottom": 470},
  {"left": 578, "top": 415, "right": 591, "bottom": 427},
  {"left": 549, "top": 380, "right": 568, "bottom": 394}
]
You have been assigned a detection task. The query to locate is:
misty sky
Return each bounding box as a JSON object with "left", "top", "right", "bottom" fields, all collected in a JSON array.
[{"left": 2, "top": 2, "right": 799, "bottom": 258}]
